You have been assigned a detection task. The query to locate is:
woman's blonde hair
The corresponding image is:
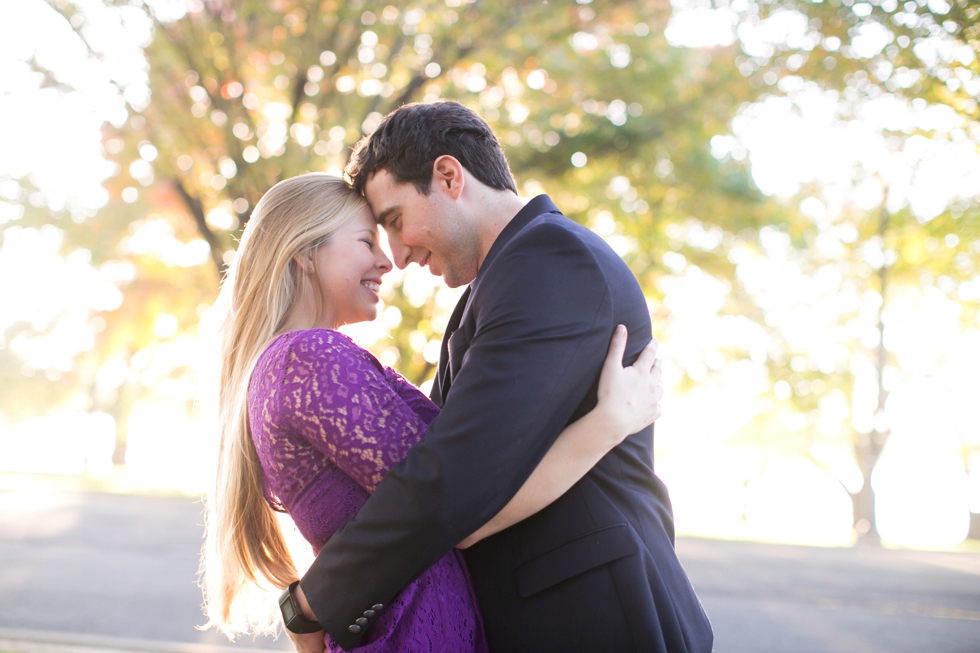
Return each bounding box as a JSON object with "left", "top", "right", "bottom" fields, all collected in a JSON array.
[{"left": 201, "top": 173, "right": 366, "bottom": 637}]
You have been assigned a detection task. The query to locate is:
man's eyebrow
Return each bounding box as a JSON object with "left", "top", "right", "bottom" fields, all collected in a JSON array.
[{"left": 375, "top": 206, "right": 398, "bottom": 226}]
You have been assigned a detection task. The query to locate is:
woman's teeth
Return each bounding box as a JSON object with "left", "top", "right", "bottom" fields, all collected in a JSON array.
[{"left": 362, "top": 281, "right": 380, "bottom": 292}]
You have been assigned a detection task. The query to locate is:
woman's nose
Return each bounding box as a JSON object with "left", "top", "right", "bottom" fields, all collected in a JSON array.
[{"left": 377, "top": 249, "right": 393, "bottom": 273}]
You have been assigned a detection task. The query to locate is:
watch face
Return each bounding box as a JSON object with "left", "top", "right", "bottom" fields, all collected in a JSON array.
[{"left": 282, "top": 601, "right": 296, "bottom": 621}]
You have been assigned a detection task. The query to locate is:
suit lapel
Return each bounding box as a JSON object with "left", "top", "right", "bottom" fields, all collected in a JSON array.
[
  {"left": 430, "top": 195, "right": 563, "bottom": 407},
  {"left": 431, "top": 285, "right": 470, "bottom": 406}
]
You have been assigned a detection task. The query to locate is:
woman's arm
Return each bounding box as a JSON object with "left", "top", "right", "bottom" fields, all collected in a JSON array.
[
  {"left": 278, "top": 330, "right": 430, "bottom": 494},
  {"left": 457, "top": 325, "right": 663, "bottom": 549}
]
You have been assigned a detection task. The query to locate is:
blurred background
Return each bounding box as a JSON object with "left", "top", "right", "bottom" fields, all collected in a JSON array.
[{"left": 2, "top": 0, "right": 980, "bottom": 627}]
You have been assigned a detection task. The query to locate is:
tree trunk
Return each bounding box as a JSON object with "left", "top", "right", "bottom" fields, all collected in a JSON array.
[{"left": 852, "top": 202, "right": 890, "bottom": 546}]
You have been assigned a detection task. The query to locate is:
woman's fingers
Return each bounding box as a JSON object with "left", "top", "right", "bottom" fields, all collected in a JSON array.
[
  {"left": 651, "top": 357, "right": 663, "bottom": 385},
  {"left": 633, "top": 337, "right": 659, "bottom": 372},
  {"left": 641, "top": 359, "right": 664, "bottom": 425},
  {"left": 597, "top": 328, "right": 666, "bottom": 433},
  {"left": 606, "top": 329, "right": 659, "bottom": 375},
  {"left": 602, "top": 324, "right": 629, "bottom": 375}
]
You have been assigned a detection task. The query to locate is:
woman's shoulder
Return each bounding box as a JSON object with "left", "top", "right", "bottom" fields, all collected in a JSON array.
[
  {"left": 255, "top": 328, "right": 380, "bottom": 380},
  {"left": 259, "top": 328, "right": 360, "bottom": 362}
]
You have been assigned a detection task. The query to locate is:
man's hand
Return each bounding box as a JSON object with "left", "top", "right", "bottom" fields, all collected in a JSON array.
[{"left": 285, "top": 584, "right": 325, "bottom": 653}]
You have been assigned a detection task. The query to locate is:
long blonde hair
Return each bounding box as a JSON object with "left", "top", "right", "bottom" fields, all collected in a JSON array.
[{"left": 201, "top": 173, "right": 366, "bottom": 637}]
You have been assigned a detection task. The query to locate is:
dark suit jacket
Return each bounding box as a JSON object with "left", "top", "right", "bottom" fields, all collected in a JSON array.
[{"left": 301, "top": 195, "right": 713, "bottom": 652}]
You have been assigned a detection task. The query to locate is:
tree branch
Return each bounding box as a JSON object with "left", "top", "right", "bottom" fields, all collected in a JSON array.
[
  {"left": 392, "top": 71, "right": 429, "bottom": 108},
  {"left": 38, "top": 0, "right": 135, "bottom": 102},
  {"left": 40, "top": 0, "right": 106, "bottom": 64},
  {"left": 290, "top": 69, "right": 309, "bottom": 117},
  {"left": 25, "top": 57, "right": 75, "bottom": 93},
  {"left": 173, "top": 179, "right": 226, "bottom": 275}
]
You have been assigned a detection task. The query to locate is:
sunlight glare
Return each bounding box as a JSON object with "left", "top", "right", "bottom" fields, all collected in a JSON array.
[
  {"left": 0, "top": 411, "right": 115, "bottom": 477},
  {"left": 873, "top": 378, "right": 971, "bottom": 548}
]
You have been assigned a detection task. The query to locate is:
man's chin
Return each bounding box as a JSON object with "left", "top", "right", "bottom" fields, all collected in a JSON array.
[
  {"left": 441, "top": 269, "right": 477, "bottom": 288},
  {"left": 424, "top": 259, "right": 475, "bottom": 287},
  {"left": 427, "top": 259, "right": 445, "bottom": 279}
]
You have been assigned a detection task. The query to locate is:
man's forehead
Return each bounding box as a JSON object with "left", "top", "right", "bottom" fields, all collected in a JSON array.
[
  {"left": 364, "top": 175, "right": 393, "bottom": 223},
  {"left": 362, "top": 171, "right": 388, "bottom": 218},
  {"left": 365, "top": 171, "right": 420, "bottom": 223},
  {"left": 364, "top": 169, "right": 400, "bottom": 194}
]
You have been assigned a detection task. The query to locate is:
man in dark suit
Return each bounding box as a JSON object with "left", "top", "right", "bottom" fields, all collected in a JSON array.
[{"left": 291, "top": 101, "right": 712, "bottom": 652}]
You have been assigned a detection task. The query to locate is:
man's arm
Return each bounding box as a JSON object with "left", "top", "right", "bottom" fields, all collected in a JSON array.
[
  {"left": 301, "top": 222, "right": 628, "bottom": 649},
  {"left": 457, "top": 327, "right": 662, "bottom": 549}
]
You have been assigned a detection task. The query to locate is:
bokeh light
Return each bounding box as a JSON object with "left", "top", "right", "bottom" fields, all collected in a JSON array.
[{"left": 0, "top": 0, "right": 977, "bottom": 552}]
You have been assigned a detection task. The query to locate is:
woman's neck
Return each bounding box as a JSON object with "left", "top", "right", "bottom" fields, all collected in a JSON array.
[{"left": 281, "top": 282, "right": 337, "bottom": 333}]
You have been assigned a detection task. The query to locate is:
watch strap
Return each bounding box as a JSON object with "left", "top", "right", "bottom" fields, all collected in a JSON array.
[{"left": 279, "top": 581, "right": 323, "bottom": 634}]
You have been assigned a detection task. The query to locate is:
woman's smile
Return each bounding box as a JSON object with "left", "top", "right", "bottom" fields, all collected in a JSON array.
[
  {"left": 361, "top": 278, "right": 381, "bottom": 299},
  {"left": 309, "top": 206, "right": 392, "bottom": 329}
]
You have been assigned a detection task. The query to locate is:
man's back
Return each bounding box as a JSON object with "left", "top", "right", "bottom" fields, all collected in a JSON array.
[{"left": 433, "top": 199, "right": 713, "bottom": 651}]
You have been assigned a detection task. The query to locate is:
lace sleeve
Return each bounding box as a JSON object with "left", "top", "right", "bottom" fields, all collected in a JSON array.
[
  {"left": 381, "top": 366, "right": 441, "bottom": 425},
  {"left": 279, "top": 330, "right": 428, "bottom": 493}
]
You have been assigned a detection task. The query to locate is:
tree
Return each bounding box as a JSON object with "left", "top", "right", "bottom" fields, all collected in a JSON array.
[
  {"left": 5, "top": 0, "right": 978, "bottom": 545},
  {"left": 10, "top": 0, "right": 777, "bottom": 412},
  {"left": 804, "top": 0, "right": 978, "bottom": 542}
]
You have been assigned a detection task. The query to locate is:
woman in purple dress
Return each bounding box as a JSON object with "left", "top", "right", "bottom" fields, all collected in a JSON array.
[{"left": 201, "top": 173, "right": 663, "bottom": 652}]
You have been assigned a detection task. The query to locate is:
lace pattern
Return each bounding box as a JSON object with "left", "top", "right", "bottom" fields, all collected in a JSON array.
[{"left": 248, "top": 329, "right": 488, "bottom": 653}]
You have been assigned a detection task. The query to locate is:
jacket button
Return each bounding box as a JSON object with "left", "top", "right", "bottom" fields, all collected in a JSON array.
[
  {"left": 372, "top": 603, "right": 384, "bottom": 610},
  {"left": 363, "top": 609, "right": 376, "bottom": 618},
  {"left": 348, "top": 625, "right": 362, "bottom": 634},
  {"left": 355, "top": 617, "right": 368, "bottom": 626}
]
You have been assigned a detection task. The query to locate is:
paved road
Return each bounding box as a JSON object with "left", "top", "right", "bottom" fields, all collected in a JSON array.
[
  {"left": 677, "top": 538, "right": 980, "bottom": 653},
  {"left": 0, "top": 489, "right": 289, "bottom": 651},
  {"left": 1, "top": 489, "right": 979, "bottom": 652}
]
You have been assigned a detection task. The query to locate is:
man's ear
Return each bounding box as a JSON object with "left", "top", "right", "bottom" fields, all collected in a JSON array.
[{"left": 432, "top": 155, "right": 465, "bottom": 200}]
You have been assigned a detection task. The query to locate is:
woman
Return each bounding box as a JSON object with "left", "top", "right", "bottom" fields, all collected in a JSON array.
[{"left": 201, "top": 173, "right": 663, "bottom": 652}]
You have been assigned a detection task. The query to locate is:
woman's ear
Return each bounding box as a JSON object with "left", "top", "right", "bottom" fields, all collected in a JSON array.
[{"left": 293, "top": 252, "right": 314, "bottom": 274}]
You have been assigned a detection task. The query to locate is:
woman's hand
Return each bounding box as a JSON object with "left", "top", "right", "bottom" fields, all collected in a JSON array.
[
  {"left": 285, "top": 630, "right": 326, "bottom": 653},
  {"left": 594, "top": 325, "right": 663, "bottom": 446}
]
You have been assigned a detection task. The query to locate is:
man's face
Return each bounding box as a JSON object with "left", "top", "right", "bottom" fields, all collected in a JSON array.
[{"left": 364, "top": 169, "right": 481, "bottom": 288}]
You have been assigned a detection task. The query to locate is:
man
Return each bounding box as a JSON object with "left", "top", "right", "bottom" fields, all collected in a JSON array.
[{"left": 289, "top": 101, "right": 712, "bottom": 652}]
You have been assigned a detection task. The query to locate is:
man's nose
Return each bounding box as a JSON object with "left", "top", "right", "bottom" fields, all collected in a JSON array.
[{"left": 387, "top": 236, "right": 411, "bottom": 270}]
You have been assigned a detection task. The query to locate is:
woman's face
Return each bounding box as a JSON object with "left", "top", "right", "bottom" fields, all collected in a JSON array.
[{"left": 313, "top": 206, "right": 392, "bottom": 328}]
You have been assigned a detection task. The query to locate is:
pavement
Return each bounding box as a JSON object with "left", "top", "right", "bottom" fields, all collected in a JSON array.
[
  {"left": 0, "top": 489, "right": 289, "bottom": 652},
  {"left": 677, "top": 537, "right": 980, "bottom": 653},
  {"left": 1, "top": 486, "right": 979, "bottom": 653}
]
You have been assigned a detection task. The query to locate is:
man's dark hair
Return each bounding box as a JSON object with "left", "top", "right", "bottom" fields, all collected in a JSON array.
[{"left": 345, "top": 101, "right": 518, "bottom": 197}]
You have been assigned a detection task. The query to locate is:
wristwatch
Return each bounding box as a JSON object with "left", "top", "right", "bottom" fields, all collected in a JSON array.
[{"left": 279, "top": 581, "right": 323, "bottom": 634}]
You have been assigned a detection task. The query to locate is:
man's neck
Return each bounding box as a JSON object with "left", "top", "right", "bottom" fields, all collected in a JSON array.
[{"left": 474, "top": 191, "right": 530, "bottom": 271}]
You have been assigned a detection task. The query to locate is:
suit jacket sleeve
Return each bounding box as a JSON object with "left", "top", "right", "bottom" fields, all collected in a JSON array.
[{"left": 300, "top": 221, "right": 617, "bottom": 649}]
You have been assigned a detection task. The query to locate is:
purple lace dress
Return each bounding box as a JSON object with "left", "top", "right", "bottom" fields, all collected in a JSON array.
[{"left": 248, "top": 329, "right": 489, "bottom": 653}]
